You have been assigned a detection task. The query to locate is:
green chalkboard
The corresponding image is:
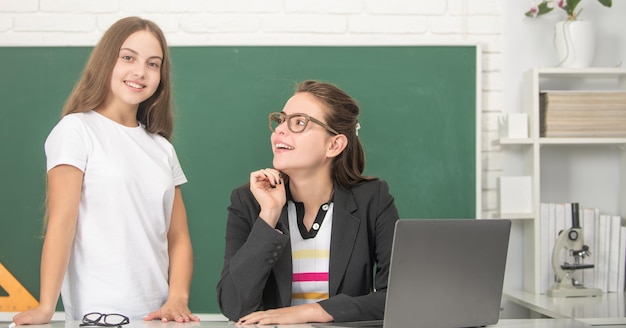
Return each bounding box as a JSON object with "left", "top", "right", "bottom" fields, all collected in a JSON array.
[{"left": 0, "top": 46, "right": 477, "bottom": 314}]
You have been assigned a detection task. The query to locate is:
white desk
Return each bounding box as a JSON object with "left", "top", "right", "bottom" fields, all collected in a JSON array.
[
  {"left": 0, "top": 319, "right": 595, "bottom": 328},
  {"left": 504, "top": 289, "right": 626, "bottom": 326}
]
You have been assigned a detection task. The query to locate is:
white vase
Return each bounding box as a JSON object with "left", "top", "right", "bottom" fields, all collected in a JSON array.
[{"left": 553, "top": 20, "right": 595, "bottom": 68}]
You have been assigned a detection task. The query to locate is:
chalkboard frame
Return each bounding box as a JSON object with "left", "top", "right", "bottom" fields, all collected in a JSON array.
[{"left": 0, "top": 45, "right": 479, "bottom": 313}]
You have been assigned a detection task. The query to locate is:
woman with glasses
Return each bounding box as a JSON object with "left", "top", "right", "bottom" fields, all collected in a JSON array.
[
  {"left": 217, "top": 80, "right": 400, "bottom": 325},
  {"left": 12, "top": 17, "right": 198, "bottom": 325}
]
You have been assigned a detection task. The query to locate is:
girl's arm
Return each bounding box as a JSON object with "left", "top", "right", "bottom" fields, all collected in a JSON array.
[
  {"left": 144, "top": 187, "right": 198, "bottom": 322},
  {"left": 13, "top": 165, "right": 83, "bottom": 325}
]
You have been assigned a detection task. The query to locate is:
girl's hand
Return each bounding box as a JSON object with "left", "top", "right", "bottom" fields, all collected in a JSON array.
[
  {"left": 12, "top": 306, "right": 54, "bottom": 326},
  {"left": 143, "top": 299, "right": 199, "bottom": 323},
  {"left": 249, "top": 168, "right": 286, "bottom": 228}
]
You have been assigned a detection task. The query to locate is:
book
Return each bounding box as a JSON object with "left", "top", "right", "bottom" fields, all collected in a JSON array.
[
  {"left": 539, "top": 91, "right": 626, "bottom": 137},
  {"left": 540, "top": 203, "right": 553, "bottom": 294},
  {"left": 607, "top": 215, "right": 621, "bottom": 292},
  {"left": 540, "top": 91, "right": 626, "bottom": 108},
  {"left": 618, "top": 220, "right": 626, "bottom": 293},
  {"left": 548, "top": 203, "right": 567, "bottom": 285},
  {"left": 596, "top": 214, "right": 611, "bottom": 292}
]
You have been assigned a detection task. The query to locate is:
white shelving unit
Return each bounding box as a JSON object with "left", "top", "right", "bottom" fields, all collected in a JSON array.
[{"left": 500, "top": 67, "right": 626, "bottom": 294}]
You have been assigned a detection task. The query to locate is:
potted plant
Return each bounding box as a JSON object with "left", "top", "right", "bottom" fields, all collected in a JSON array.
[
  {"left": 525, "top": 0, "right": 612, "bottom": 20},
  {"left": 524, "top": 0, "right": 613, "bottom": 67}
]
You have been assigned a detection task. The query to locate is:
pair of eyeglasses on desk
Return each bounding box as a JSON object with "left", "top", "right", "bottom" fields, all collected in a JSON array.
[{"left": 80, "top": 312, "right": 129, "bottom": 328}]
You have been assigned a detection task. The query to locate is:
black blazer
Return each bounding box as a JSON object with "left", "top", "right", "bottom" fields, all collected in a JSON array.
[{"left": 216, "top": 179, "right": 399, "bottom": 323}]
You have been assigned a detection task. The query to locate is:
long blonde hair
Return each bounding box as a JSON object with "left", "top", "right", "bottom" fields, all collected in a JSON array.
[{"left": 62, "top": 16, "right": 174, "bottom": 140}]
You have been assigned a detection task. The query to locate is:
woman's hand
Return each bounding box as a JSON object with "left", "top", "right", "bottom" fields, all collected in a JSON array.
[
  {"left": 249, "top": 168, "right": 286, "bottom": 228},
  {"left": 236, "top": 303, "right": 333, "bottom": 326}
]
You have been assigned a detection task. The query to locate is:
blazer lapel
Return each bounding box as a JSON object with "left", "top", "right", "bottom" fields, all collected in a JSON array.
[
  {"left": 328, "top": 184, "right": 360, "bottom": 296},
  {"left": 273, "top": 205, "right": 293, "bottom": 307}
]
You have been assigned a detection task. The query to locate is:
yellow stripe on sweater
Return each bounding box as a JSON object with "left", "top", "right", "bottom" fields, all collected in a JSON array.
[
  {"left": 292, "top": 249, "right": 330, "bottom": 259},
  {"left": 292, "top": 292, "right": 329, "bottom": 300}
]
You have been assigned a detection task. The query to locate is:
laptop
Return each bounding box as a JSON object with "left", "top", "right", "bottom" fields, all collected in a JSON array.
[{"left": 314, "top": 219, "right": 511, "bottom": 328}]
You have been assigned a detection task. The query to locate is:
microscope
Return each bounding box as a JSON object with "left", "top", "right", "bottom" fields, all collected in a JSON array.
[{"left": 548, "top": 203, "right": 602, "bottom": 297}]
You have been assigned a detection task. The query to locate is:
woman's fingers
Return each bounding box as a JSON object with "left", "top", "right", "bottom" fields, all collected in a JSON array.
[{"left": 251, "top": 168, "right": 282, "bottom": 187}]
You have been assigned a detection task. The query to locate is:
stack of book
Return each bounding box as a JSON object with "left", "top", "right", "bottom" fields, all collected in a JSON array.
[
  {"left": 539, "top": 91, "right": 626, "bottom": 137},
  {"left": 539, "top": 203, "right": 626, "bottom": 294}
]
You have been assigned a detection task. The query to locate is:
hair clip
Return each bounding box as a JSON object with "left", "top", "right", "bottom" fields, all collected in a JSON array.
[{"left": 356, "top": 122, "right": 361, "bottom": 136}]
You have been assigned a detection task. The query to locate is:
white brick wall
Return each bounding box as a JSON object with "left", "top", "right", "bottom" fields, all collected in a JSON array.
[{"left": 0, "top": 0, "right": 504, "bottom": 219}]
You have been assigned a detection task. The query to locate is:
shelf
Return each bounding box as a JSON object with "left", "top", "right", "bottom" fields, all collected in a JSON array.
[
  {"left": 499, "top": 138, "right": 626, "bottom": 145},
  {"left": 498, "top": 213, "right": 534, "bottom": 220},
  {"left": 504, "top": 289, "right": 626, "bottom": 322},
  {"left": 538, "top": 138, "right": 626, "bottom": 145},
  {"left": 535, "top": 67, "right": 626, "bottom": 78},
  {"left": 499, "top": 138, "right": 533, "bottom": 145}
]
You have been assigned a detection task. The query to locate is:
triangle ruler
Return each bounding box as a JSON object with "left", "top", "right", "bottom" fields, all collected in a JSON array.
[{"left": 0, "top": 262, "right": 39, "bottom": 311}]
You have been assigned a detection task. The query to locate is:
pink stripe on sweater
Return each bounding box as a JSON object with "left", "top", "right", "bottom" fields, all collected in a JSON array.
[{"left": 293, "top": 272, "right": 329, "bottom": 282}]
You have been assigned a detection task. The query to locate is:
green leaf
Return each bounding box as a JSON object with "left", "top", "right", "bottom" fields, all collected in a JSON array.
[
  {"left": 598, "top": 0, "right": 612, "bottom": 7},
  {"left": 566, "top": 0, "right": 582, "bottom": 16},
  {"left": 526, "top": 0, "right": 552, "bottom": 17}
]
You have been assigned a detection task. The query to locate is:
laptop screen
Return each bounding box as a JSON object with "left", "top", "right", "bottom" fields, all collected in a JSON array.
[
  {"left": 314, "top": 219, "right": 511, "bottom": 328},
  {"left": 383, "top": 219, "right": 511, "bottom": 328}
]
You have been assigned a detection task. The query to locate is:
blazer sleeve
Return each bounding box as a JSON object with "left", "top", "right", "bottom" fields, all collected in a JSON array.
[
  {"left": 216, "top": 185, "right": 290, "bottom": 321},
  {"left": 318, "top": 180, "right": 399, "bottom": 322}
]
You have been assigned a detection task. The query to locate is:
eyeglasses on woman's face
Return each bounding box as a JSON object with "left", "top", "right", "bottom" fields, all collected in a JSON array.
[
  {"left": 269, "top": 112, "right": 339, "bottom": 135},
  {"left": 80, "top": 312, "right": 129, "bottom": 328}
]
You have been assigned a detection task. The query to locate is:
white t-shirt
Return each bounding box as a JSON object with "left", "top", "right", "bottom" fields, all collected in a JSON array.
[{"left": 44, "top": 110, "right": 187, "bottom": 320}]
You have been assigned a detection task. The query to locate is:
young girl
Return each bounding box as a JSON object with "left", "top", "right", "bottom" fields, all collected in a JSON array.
[
  {"left": 217, "top": 80, "right": 400, "bottom": 325},
  {"left": 12, "top": 17, "right": 198, "bottom": 324}
]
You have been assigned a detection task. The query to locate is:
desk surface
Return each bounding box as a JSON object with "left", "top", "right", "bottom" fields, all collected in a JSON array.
[
  {"left": 504, "top": 289, "right": 626, "bottom": 325},
  {"left": 0, "top": 319, "right": 593, "bottom": 328}
]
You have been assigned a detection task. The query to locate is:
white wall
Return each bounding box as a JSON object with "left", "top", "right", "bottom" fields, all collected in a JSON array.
[
  {"left": 0, "top": 1, "right": 504, "bottom": 204},
  {"left": 0, "top": 0, "right": 502, "bottom": 46},
  {"left": 1, "top": 0, "right": 625, "bottom": 315}
]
